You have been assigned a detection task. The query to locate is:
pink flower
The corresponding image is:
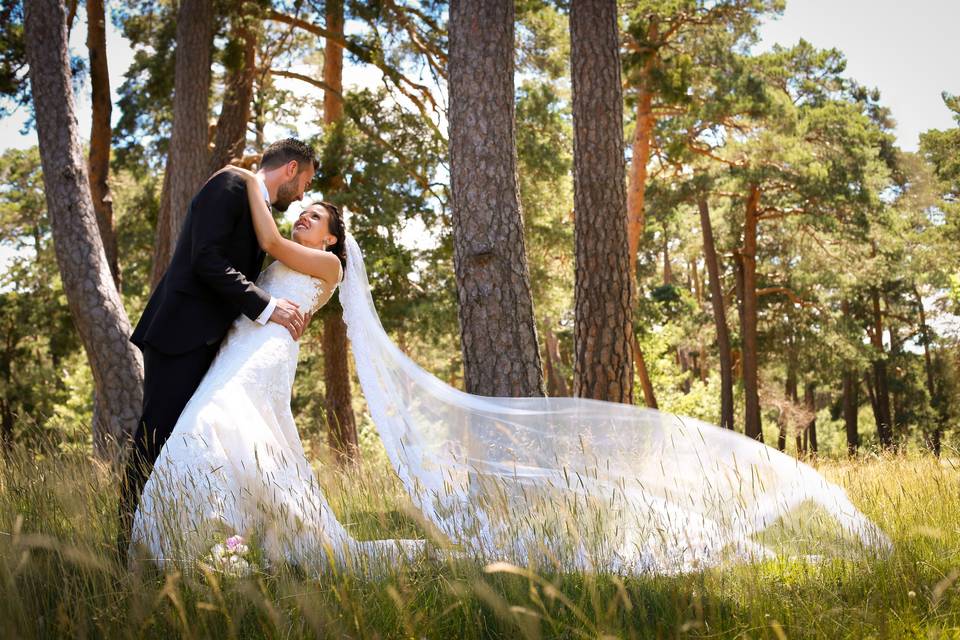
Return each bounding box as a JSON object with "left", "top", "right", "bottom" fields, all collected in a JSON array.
[{"left": 225, "top": 534, "right": 245, "bottom": 551}]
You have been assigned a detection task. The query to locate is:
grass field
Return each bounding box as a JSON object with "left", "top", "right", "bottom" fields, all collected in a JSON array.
[{"left": 1, "top": 441, "right": 958, "bottom": 639}]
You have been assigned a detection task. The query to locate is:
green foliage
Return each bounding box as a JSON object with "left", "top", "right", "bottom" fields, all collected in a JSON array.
[
  {"left": 920, "top": 93, "right": 960, "bottom": 202},
  {"left": 0, "top": 0, "right": 27, "bottom": 118},
  {"left": 0, "top": 147, "right": 82, "bottom": 450}
]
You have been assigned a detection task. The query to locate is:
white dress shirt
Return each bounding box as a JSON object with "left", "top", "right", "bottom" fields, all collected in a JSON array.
[{"left": 253, "top": 175, "right": 277, "bottom": 325}]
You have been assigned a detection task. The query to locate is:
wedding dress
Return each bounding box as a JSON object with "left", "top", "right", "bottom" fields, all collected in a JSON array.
[
  {"left": 336, "top": 233, "right": 893, "bottom": 574},
  {"left": 132, "top": 233, "right": 892, "bottom": 577},
  {"left": 129, "top": 259, "right": 422, "bottom": 574}
]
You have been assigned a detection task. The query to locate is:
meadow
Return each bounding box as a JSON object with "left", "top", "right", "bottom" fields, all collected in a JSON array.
[{"left": 1, "top": 440, "right": 958, "bottom": 640}]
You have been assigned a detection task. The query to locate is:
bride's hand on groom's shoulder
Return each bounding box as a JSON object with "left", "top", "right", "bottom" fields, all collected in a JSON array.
[{"left": 210, "top": 164, "right": 255, "bottom": 184}]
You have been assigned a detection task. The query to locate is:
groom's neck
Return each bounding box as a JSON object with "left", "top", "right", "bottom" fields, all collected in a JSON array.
[{"left": 256, "top": 169, "right": 278, "bottom": 204}]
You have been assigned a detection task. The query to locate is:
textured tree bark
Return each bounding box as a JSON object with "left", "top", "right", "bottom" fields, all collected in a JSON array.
[
  {"left": 85, "top": 0, "right": 118, "bottom": 291},
  {"left": 915, "top": 286, "right": 943, "bottom": 456},
  {"left": 738, "top": 186, "right": 762, "bottom": 441},
  {"left": 320, "top": 0, "right": 359, "bottom": 464},
  {"left": 887, "top": 309, "right": 901, "bottom": 436},
  {"left": 150, "top": 181, "right": 173, "bottom": 288},
  {"left": 784, "top": 341, "right": 798, "bottom": 452},
  {"left": 569, "top": 0, "right": 634, "bottom": 403},
  {"left": 323, "top": 313, "right": 358, "bottom": 464},
  {"left": 323, "top": 0, "right": 345, "bottom": 153},
  {"left": 448, "top": 0, "right": 544, "bottom": 397},
  {"left": 661, "top": 234, "right": 673, "bottom": 286},
  {"left": 626, "top": 55, "right": 655, "bottom": 270},
  {"left": 1, "top": 399, "right": 11, "bottom": 454},
  {"left": 804, "top": 382, "right": 818, "bottom": 456},
  {"left": 633, "top": 333, "right": 658, "bottom": 408},
  {"left": 841, "top": 299, "right": 859, "bottom": 455},
  {"left": 207, "top": 17, "right": 257, "bottom": 174},
  {"left": 869, "top": 287, "right": 893, "bottom": 448},
  {"left": 623, "top": 20, "right": 658, "bottom": 413},
  {"left": 150, "top": 0, "right": 215, "bottom": 287},
  {"left": 698, "top": 198, "right": 734, "bottom": 430},
  {"left": 24, "top": 0, "right": 144, "bottom": 462},
  {"left": 543, "top": 320, "right": 570, "bottom": 397},
  {"left": 842, "top": 369, "right": 859, "bottom": 456}
]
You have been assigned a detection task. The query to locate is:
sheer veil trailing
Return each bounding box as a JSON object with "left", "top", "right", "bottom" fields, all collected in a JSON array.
[{"left": 339, "top": 232, "right": 892, "bottom": 574}]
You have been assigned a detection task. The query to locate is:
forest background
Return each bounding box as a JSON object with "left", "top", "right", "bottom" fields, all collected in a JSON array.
[{"left": 2, "top": 0, "right": 960, "bottom": 466}]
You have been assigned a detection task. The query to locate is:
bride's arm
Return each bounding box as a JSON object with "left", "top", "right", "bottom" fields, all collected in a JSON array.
[{"left": 218, "top": 166, "right": 342, "bottom": 284}]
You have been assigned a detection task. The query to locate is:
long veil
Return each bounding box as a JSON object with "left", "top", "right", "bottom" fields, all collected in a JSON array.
[{"left": 339, "top": 232, "right": 891, "bottom": 574}]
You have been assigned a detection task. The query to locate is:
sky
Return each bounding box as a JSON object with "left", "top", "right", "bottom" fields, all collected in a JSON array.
[{"left": 756, "top": 0, "right": 960, "bottom": 152}]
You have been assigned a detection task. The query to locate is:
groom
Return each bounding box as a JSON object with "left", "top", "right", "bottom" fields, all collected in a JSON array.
[{"left": 117, "top": 138, "right": 319, "bottom": 561}]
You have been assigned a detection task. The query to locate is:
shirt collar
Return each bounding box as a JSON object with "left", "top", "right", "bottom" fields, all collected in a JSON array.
[{"left": 255, "top": 174, "right": 271, "bottom": 205}]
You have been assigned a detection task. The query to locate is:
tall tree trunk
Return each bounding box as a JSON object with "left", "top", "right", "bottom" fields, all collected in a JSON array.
[
  {"left": 690, "top": 258, "right": 703, "bottom": 306},
  {"left": 320, "top": 0, "right": 359, "bottom": 464},
  {"left": 914, "top": 285, "right": 943, "bottom": 456},
  {"left": 887, "top": 307, "right": 901, "bottom": 437},
  {"left": 24, "top": 0, "right": 143, "bottom": 462},
  {"left": 207, "top": 16, "right": 257, "bottom": 174},
  {"left": 738, "top": 186, "right": 763, "bottom": 441},
  {"left": 869, "top": 287, "right": 893, "bottom": 448},
  {"left": 698, "top": 198, "right": 734, "bottom": 430},
  {"left": 662, "top": 233, "right": 673, "bottom": 286},
  {"left": 150, "top": 0, "right": 215, "bottom": 287},
  {"left": 625, "top": 20, "right": 656, "bottom": 271},
  {"left": 633, "top": 333, "right": 658, "bottom": 408},
  {"left": 542, "top": 319, "right": 569, "bottom": 397},
  {"left": 0, "top": 399, "right": 12, "bottom": 455},
  {"left": 623, "top": 27, "right": 657, "bottom": 411},
  {"left": 804, "top": 382, "right": 818, "bottom": 456},
  {"left": 323, "top": 313, "right": 358, "bottom": 464},
  {"left": 448, "top": 0, "right": 544, "bottom": 397},
  {"left": 785, "top": 340, "right": 798, "bottom": 452},
  {"left": 85, "top": 0, "right": 118, "bottom": 291},
  {"left": 842, "top": 369, "right": 859, "bottom": 456},
  {"left": 569, "top": 0, "right": 634, "bottom": 403},
  {"left": 841, "top": 300, "right": 859, "bottom": 455}
]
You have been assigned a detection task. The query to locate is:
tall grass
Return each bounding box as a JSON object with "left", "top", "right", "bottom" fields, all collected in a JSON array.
[{"left": 1, "top": 438, "right": 958, "bottom": 639}]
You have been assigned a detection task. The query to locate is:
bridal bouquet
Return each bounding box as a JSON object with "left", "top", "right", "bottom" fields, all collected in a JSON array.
[{"left": 200, "top": 533, "right": 263, "bottom": 578}]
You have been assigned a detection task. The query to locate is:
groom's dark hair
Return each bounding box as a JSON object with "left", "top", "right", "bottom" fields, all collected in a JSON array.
[{"left": 260, "top": 138, "right": 318, "bottom": 174}]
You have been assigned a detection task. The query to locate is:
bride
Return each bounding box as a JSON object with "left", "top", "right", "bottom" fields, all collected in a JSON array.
[
  {"left": 131, "top": 165, "right": 892, "bottom": 576},
  {"left": 129, "top": 168, "right": 422, "bottom": 574}
]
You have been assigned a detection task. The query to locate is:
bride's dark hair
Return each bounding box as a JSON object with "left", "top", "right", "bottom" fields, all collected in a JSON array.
[{"left": 309, "top": 200, "right": 347, "bottom": 277}]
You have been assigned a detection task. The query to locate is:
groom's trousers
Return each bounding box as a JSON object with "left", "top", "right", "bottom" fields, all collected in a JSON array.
[{"left": 116, "top": 342, "right": 220, "bottom": 563}]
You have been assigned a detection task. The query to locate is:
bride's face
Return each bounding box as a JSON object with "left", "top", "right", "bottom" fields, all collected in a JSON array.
[{"left": 292, "top": 203, "right": 336, "bottom": 249}]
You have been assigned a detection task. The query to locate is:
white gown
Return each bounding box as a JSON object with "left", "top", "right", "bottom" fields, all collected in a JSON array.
[
  {"left": 131, "top": 234, "right": 892, "bottom": 577},
  {"left": 129, "top": 260, "right": 422, "bottom": 574}
]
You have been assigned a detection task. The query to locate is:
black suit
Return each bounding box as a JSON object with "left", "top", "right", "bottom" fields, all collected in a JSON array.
[{"left": 119, "top": 171, "right": 271, "bottom": 560}]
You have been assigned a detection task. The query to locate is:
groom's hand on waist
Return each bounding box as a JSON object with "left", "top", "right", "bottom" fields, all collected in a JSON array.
[{"left": 269, "top": 298, "right": 306, "bottom": 340}]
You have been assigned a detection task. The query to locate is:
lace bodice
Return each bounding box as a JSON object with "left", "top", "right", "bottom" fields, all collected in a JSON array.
[
  {"left": 256, "top": 259, "right": 338, "bottom": 315},
  {"left": 184, "top": 260, "right": 339, "bottom": 408}
]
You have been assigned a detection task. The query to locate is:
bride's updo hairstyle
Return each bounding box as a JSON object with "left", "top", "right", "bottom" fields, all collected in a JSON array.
[{"left": 308, "top": 199, "right": 347, "bottom": 278}]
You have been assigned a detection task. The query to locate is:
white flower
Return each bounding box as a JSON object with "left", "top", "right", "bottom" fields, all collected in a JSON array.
[
  {"left": 224, "top": 555, "right": 252, "bottom": 577},
  {"left": 210, "top": 543, "right": 226, "bottom": 564}
]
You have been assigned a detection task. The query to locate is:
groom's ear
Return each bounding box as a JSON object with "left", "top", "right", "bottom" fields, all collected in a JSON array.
[{"left": 284, "top": 159, "right": 300, "bottom": 179}]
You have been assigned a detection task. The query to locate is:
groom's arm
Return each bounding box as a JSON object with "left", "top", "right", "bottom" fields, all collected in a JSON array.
[{"left": 188, "top": 173, "right": 272, "bottom": 322}]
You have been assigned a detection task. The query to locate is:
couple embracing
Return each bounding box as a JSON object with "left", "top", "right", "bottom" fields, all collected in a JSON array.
[
  {"left": 115, "top": 138, "right": 891, "bottom": 577},
  {"left": 117, "top": 138, "right": 419, "bottom": 572}
]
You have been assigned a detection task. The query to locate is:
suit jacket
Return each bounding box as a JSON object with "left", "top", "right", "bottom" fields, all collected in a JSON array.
[{"left": 131, "top": 172, "right": 271, "bottom": 355}]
